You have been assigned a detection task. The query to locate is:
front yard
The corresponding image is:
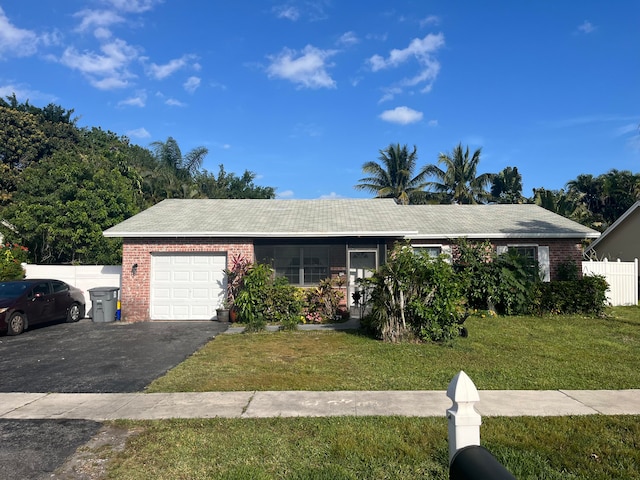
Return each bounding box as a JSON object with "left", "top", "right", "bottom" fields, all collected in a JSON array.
[
  {"left": 98, "top": 307, "right": 640, "bottom": 479},
  {"left": 146, "top": 306, "right": 640, "bottom": 392}
]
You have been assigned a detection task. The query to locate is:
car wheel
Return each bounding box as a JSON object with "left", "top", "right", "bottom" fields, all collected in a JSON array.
[
  {"left": 66, "top": 303, "right": 82, "bottom": 323},
  {"left": 7, "top": 312, "right": 26, "bottom": 335}
]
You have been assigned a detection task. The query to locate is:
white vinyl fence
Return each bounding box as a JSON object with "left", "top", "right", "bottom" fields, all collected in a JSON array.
[
  {"left": 23, "top": 264, "right": 122, "bottom": 315},
  {"left": 582, "top": 259, "right": 639, "bottom": 306}
]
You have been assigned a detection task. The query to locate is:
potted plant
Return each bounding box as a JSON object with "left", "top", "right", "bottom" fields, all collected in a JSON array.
[{"left": 215, "top": 300, "right": 230, "bottom": 322}]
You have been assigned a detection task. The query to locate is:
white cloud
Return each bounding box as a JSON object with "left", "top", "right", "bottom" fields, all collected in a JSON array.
[
  {"left": 378, "top": 86, "right": 402, "bottom": 103},
  {"left": 267, "top": 45, "right": 337, "bottom": 89},
  {"left": 104, "top": 0, "right": 160, "bottom": 14},
  {"left": 277, "top": 189, "right": 295, "bottom": 199},
  {"left": 118, "top": 91, "right": 146, "bottom": 107},
  {"left": 379, "top": 106, "right": 423, "bottom": 125},
  {"left": 183, "top": 76, "right": 201, "bottom": 94},
  {"left": 420, "top": 15, "right": 441, "bottom": 27},
  {"left": 147, "top": 54, "right": 197, "bottom": 80},
  {"left": 428, "top": 119, "right": 438, "bottom": 127},
  {"left": 94, "top": 27, "right": 113, "bottom": 40},
  {"left": 369, "top": 33, "right": 444, "bottom": 71},
  {"left": 318, "top": 192, "right": 344, "bottom": 199},
  {"left": 273, "top": 5, "right": 300, "bottom": 21},
  {"left": 0, "top": 84, "right": 52, "bottom": 103},
  {"left": 369, "top": 33, "right": 445, "bottom": 100},
  {"left": 577, "top": 20, "right": 596, "bottom": 34},
  {"left": 0, "top": 6, "right": 39, "bottom": 59},
  {"left": 337, "top": 31, "right": 359, "bottom": 46},
  {"left": 165, "top": 98, "right": 186, "bottom": 107},
  {"left": 127, "top": 127, "right": 151, "bottom": 138},
  {"left": 59, "top": 38, "right": 139, "bottom": 89},
  {"left": 74, "top": 9, "right": 124, "bottom": 33}
]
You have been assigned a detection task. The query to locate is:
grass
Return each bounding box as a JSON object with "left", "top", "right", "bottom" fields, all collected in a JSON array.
[
  {"left": 103, "top": 416, "right": 640, "bottom": 479},
  {"left": 146, "top": 306, "right": 640, "bottom": 392},
  {"left": 99, "top": 307, "right": 640, "bottom": 478}
]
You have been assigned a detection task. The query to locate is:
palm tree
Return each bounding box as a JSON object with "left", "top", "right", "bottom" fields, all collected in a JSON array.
[
  {"left": 150, "top": 137, "right": 208, "bottom": 180},
  {"left": 355, "top": 144, "right": 430, "bottom": 205},
  {"left": 148, "top": 137, "right": 209, "bottom": 199},
  {"left": 425, "top": 143, "right": 494, "bottom": 204},
  {"left": 491, "top": 166, "right": 524, "bottom": 204}
]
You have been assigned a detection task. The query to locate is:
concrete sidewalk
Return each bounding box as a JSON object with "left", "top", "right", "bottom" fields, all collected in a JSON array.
[{"left": 2, "top": 389, "right": 639, "bottom": 421}]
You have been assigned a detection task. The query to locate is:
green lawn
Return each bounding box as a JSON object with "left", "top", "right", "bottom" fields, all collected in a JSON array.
[
  {"left": 146, "top": 306, "right": 640, "bottom": 392},
  {"left": 103, "top": 416, "right": 640, "bottom": 479},
  {"left": 99, "top": 307, "right": 640, "bottom": 479}
]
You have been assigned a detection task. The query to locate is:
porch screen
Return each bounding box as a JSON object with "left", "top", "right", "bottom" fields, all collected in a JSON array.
[{"left": 255, "top": 245, "right": 329, "bottom": 286}]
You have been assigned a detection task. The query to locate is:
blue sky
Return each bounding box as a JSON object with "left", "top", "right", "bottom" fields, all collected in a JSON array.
[{"left": 1, "top": 1, "right": 638, "bottom": 199}]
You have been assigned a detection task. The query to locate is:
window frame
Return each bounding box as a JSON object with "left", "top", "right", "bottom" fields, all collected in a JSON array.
[{"left": 255, "top": 244, "right": 330, "bottom": 286}]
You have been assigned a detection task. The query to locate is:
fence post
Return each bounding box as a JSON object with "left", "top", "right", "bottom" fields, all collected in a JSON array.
[{"left": 446, "top": 370, "right": 481, "bottom": 464}]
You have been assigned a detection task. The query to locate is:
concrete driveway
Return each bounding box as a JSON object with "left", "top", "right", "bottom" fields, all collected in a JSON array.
[
  {"left": 0, "top": 318, "right": 227, "bottom": 479},
  {"left": 0, "top": 318, "right": 228, "bottom": 393}
]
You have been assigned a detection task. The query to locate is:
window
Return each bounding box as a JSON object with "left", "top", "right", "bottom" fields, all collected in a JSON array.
[
  {"left": 499, "top": 244, "right": 550, "bottom": 282},
  {"left": 509, "top": 246, "right": 537, "bottom": 265},
  {"left": 256, "top": 245, "right": 329, "bottom": 285},
  {"left": 412, "top": 245, "right": 442, "bottom": 258},
  {"left": 52, "top": 280, "right": 69, "bottom": 293}
]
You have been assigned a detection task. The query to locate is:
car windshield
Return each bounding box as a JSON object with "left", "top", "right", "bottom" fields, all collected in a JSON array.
[{"left": 0, "top": 282, "right": 30, "bottom": 299}]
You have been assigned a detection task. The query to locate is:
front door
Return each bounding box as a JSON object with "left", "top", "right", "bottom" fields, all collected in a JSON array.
[{"left": 348, "top": 250, "right": 377, "bottom": 307}]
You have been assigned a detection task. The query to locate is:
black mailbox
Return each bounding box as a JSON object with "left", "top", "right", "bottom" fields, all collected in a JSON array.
[{"left": 450, "top": 445, "right": 516, "bottom": 480}]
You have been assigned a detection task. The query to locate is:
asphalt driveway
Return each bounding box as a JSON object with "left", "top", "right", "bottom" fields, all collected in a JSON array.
[
  {"left": 0, "top": 318, "right": 229, "bottom": 393},
  {"left": 1, "top": 318, "right": 228, "bottom": 479}
]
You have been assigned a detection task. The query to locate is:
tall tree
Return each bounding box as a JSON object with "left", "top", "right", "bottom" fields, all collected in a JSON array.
[
  {"left": 354, "top": 144, "right": 429, "bottom": 205},
  {"left": 150, "top": 137, "right": 208, "bottom": 180},
  {"left": 491, "top": 166, "right": 524, "bottom": 203},
  {"left": 425, "top": 143, "right": 494, "bottom": 204},
  {"left": 3, "top": 150, "right": 141, "bottom": 264},
  {"left": 148, "top": 137, "right": 209, "bottom": 199},
  {"left": 195, "top": 165, "right": 276, "bottom": 199}
]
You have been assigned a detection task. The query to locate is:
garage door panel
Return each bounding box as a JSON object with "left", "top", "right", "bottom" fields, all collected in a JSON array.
[
  {"left": 192, "top": 288, "right": 209, "bottom": 299},
  {"left": 150, "top": 254, "right": 226, "bottom": 320},
  {"left": 153, "top": 271, "right": 171, "bottom": 282},
  {"left": 192, "top": 271, "right": 209, "bottom": 282}
]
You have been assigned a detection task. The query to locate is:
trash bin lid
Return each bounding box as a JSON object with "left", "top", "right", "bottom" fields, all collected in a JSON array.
[{"left": 88, "top": 287, "right": 120, "bottom": 292}]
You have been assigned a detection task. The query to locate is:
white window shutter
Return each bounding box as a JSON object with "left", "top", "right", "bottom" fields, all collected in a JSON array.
[
  {"left": 441, "top": 245, "right": 452, "bottom": 263},
  {"left": 496, "top": 246, "right": 508, "bottom": 255},
  {"left": 538, "top": 246, "right": 550, "bottom": 282}
]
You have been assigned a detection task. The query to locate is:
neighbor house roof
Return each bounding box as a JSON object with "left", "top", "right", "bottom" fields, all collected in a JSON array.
[
  {"left": 103, "top": 199, "right": 600, "bottom": 239},
  {"left": 584, "top": 200, "right": 640, "bottom": 257}
]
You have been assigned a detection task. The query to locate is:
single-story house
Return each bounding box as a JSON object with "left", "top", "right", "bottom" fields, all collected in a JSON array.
[
  {"left": 103, "top": 199, "right": 600, "bottom": 322},
  {"left": 584, "top": 201, "right": 640, "bottom": 261}
]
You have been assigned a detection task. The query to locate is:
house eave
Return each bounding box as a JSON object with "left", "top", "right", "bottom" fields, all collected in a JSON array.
[
  {"left": 104, "top": 231, "right": 418, "bottom": 239},
  {"left": 405, "top": 232, "right": 601, "bottom": 240}
]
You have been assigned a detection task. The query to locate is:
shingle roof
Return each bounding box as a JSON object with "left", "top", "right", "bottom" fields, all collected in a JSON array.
[{"left": 103, "top": 199, "right": 600, "bottom": 239}]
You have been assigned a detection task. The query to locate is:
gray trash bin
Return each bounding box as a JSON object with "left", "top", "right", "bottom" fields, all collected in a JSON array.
[{"left": 89, "top": 287, "right": 120, "bottom": 323}]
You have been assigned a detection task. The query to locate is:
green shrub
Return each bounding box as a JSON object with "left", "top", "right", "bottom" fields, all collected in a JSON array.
[
  {"left": 234, "top": 263, "right": 272, "bottom": 332},
  {"left": 304, "top": 277, "right": 345, "bottom": 323},
  {"left": 530, "top": 275, "right": 609, "bottom": 316},
  {"left": 264, "top": 277, "right": 302, "bottom": 330},
  {"left": 0, "top": 243, "right": 28, "bottom": 281},
  {"left": 452, "top": 239, "right": 538, "bottom": 315},
  {"left": 363, "top": 242, "right": 466, "bottom": 343},
  {"left": 234, "top": 263, "right": 303, "bottom": 332}
]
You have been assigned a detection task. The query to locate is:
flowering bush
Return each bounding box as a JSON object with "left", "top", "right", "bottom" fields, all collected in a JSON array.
[
  {"left": 304, "top": 277, "right": 345, "bottom": 323},
  {"left": 0, "top": 243, "right": 28, "bottom": 281}
]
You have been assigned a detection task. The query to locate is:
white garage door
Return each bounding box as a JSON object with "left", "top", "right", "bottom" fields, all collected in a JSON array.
[{"left": 150, "top": 253, "right": 227, "bottom": 320}]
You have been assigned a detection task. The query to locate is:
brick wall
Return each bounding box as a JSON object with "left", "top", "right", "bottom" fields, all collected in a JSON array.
[
  {"left": 400, "top": 237, "right": 584, "bottom": 281},
  {"left": 121, "top": 238, "right": 254, "bottom": 322},
  {"left": 491, "top": 238, "right": 584, "bottom": 280}
]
